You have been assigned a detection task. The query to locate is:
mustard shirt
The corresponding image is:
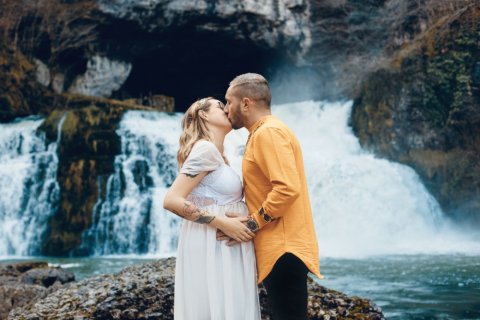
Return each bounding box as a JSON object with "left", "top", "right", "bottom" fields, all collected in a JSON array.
[{"left": 243, "top": 115, "right": 323, "bottom": 283}]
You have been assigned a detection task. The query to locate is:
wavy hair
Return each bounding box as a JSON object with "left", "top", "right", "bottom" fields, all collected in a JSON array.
[{"left": 177, "top": 97, "right": 215, "bottom": 168}]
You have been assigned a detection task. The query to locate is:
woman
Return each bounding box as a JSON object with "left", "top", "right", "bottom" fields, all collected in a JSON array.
[{"left": 163, "top": 97, "right": 261, "bottom": 320}]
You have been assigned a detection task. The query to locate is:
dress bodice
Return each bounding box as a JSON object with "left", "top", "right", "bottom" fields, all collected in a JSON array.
[
  {"left": 180, "top": 140, "right": 243, "bottom": 205},
  {"left": 189, "top": 164, "right": 243, "bottom": 205}
]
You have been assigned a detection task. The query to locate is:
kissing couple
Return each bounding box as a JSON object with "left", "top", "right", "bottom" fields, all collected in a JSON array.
[{"left": 163, "top": 73, "right": 322, "bottom": 320}]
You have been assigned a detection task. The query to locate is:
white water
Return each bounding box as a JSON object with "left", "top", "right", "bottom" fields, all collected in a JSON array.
[
  {"left": 2, "top": 101, "right": 476, "bottom": 258},
  {"left": 0, "top": 116, "right": 64, "bottom": 256},
  {"left": 80, "top": 111, "right": 184, "bottom": 255},
  {"left": 273, "top": 101, "right": 480, "bottom": 257},
  {"left": 79, "top": 100, "right": 480, "bottom": 258}
]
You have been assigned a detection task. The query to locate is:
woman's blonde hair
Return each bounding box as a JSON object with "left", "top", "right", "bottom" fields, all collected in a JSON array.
[{"left": 177, "top": 97, "right": 215, "bottom": 168}]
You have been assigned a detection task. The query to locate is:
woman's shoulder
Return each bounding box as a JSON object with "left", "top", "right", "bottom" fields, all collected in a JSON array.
[
  {"left": 190, "top": 139, "right": 219, "bottom": 154},
  {"left": 192, "top": 139, "right": 214, "bottom": 148},
  {"left": 187, "top": 139, "right": 223, "bottom": 162}
]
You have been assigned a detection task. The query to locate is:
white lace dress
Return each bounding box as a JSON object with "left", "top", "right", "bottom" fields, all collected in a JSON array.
[{"left": 174, "top": 140, "right": 261, "bottom": 320}]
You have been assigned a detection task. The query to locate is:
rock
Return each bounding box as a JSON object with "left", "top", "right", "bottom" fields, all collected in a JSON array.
[
  {"left": 20, "top": 268, "right": 75, "bottom": 287},
  {"left": 9, "top": 258, "right": 385, "bottom": 320},
  {"left": 34, "top": 59, "right": 51, "bottom": 87},
  {"left": 68, "top": 55, "right": 132, "bottom": 98},
  {"left": 1, "top": 0, "right": 434, "bottom": 108},
  {"left": 0, "top": 40, "right": 57, "bottom": 122},
  {"left": 306, "top": 0, "right": 428, "bottom": 99},
  {"left": 351, "top": 4, "right": 480, "bottom": 223},
  {"left": 123, "top": 95, "right": 174, "bottom": 113},
  {"left": 97, "top": 0, "right": 311, "bottom": 60},
  {"left": 0, "top": 262, "right": 75, "bottom": 320}
]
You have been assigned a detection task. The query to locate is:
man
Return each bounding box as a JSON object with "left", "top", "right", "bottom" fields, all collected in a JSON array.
[{"left": 221, "top": 73, "right": 323, "bottom": 320}]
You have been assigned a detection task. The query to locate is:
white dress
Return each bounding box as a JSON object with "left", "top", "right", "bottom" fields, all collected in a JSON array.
[{"left": 174, "top": 140, "right": 261, "bottom": 320}]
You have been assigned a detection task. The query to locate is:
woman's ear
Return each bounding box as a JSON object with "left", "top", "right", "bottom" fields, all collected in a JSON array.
[{"left": 199, "top": 110, "right": 208, "bottom": 121}]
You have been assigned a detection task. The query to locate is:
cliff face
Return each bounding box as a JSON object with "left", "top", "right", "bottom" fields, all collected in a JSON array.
[
  {"left": 1, "top": 0, "right": 313, "bottom": 111},
  {"left": 305, "top": 0, "right": 428, "bottom": 98},
  {"left": 352, "top": 4, "right": 480, "bottom": 223}
]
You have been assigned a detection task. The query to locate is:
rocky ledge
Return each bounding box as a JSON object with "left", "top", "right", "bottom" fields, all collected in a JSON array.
[
  {"left": 5, "top": 258, "right": 385, "bottom": 320},
  {"left": 0, "top": 262, "right": 75, "bottom": 320}
]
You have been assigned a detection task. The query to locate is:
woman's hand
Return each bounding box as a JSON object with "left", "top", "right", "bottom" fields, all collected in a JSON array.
[{"left": 211, "top": 215, "right": 255, "bottom": 243}]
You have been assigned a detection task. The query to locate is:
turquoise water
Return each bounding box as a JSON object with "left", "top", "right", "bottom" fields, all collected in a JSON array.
[
  {"left": 320, "top": 255, "right": 480, "bottom": 319},
  {"left": 2, "top": 254, "right": 479, "bottom": 319}
]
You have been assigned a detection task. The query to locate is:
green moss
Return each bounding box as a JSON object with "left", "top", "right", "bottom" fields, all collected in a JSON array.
[{"left": 411, "top": 24, "right": 479, "bottom": 128}]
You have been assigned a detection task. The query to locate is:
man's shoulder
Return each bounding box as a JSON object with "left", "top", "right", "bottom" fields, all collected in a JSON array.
[{"left": 257, "top": 116, "right": 291, "bottom": 135}]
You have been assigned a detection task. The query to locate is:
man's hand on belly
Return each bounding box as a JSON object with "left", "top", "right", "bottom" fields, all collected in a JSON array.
[{"left": 216, "top": 212, "right": 255, "bottom": 246}]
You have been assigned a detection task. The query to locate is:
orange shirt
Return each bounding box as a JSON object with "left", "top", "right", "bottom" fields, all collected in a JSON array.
[{"left": 243, "top": 115, "right": 323, "bottom": 283}]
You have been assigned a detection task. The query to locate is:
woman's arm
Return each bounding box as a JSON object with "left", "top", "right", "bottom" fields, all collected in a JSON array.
[{"left": 163, "top": 172, "right": 255, "bottom": 242}]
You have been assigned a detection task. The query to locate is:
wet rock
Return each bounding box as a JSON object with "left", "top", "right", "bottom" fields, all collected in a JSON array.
[
  {"left": 0, "top": 262, "right": 74, "bottom": 320},
  {"left": 9, "top": 257, "right": 384, "bottom": 320}
]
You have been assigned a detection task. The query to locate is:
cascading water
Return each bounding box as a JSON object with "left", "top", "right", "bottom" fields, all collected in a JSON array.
[
  {"left": 273, "top": 101, "right": 479, "bottom": 257},
  {"left": 80, "top": 111, "right": 184, "bottom": 255},
  {"left": 80, "top": 100, "right": 479, "bottom": 258},
  {"left": 0, "top": 115, "right": 64, "bottom": 257}
]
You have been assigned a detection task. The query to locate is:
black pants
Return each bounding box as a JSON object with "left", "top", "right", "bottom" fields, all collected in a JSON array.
[{"left": 263, "top": 253, "right": 309, "bottom": 320}]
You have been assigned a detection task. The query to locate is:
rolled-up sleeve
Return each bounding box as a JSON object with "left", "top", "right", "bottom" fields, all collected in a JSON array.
[{"left": 252, "top": 127, "right": 301, "bottom": 229}]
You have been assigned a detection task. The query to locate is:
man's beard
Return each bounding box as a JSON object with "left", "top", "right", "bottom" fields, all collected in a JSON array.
[
  {"left": 230, "top": 119, "right": 243, "bottom": 130},
  {"left": 230, "top": 105, "right": 244, "bottom": 130}
]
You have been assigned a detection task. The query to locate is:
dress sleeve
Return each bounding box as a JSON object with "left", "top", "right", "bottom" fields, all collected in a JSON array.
[{"left": 180, "top": 140, "right": 224, "bottom": 176}]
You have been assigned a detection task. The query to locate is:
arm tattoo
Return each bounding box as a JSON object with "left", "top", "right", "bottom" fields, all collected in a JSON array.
[
  {"left": 180, "top": 200, "right": 215, "bottom": 224},
  {"left": 182, "top": 201, "right": 199, "bottom": 217},
  {"left": 195, "top": 215, "right": 216, "bottom": 224},
  {"left": 184, "top": 173, "right": 199, "bottom": 178}
]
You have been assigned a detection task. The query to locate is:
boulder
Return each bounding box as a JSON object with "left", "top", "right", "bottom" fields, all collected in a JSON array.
[{"left": 0, "top": 262, "right": 75, "bottom": 320}]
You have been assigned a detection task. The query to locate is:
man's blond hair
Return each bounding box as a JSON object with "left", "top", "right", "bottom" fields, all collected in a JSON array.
[{"left": 229, "top": 73, "right": 271, "bottom": 107}]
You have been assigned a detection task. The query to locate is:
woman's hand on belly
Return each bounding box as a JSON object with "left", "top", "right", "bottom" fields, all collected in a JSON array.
[
  {"left": 210, "top": 214, "right": 255, "bottom": 244},
  {"left": 215, "top": 212, "right": 254, "bottom": 246}
]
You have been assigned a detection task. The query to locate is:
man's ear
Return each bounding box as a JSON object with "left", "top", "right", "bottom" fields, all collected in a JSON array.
[{"left": 242, "top": 97, "right": 251, "bottom": 111}]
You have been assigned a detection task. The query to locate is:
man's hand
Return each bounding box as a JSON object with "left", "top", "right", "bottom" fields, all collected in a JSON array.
[{"left": 215, "top": 212, "right": 254, "bottom": 245}]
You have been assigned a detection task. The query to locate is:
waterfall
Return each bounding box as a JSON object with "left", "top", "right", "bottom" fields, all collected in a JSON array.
[
  {"left": 273, "top": 101, "right": 478, "bottom": 257},
  {"left": 81, "top": 111, "right": 184, "bottom": 255},
  {"left": 2, "top": 101, "right": 476, "bottom": 258},
  {"left": 80, "top": 100, "right": 479, "bottom": 257},
  {"left": 0, "top": 115, "right": 64, "bottom": 257}
]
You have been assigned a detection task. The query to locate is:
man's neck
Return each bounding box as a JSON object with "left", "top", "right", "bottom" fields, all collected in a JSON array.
[{"left": 245, "top": 110, "right": 272, "bottom": 129}]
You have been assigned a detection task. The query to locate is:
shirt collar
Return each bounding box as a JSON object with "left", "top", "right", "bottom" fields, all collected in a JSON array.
[{"left": 247, "top": 115, "right": 273, "bottom": 133}]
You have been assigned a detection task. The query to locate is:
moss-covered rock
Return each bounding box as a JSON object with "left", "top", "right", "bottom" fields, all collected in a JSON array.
[
  {"left": 352, "top": 4, "right": 480, "bottom": 223},
  {"left": 0, "top": 42, "right": 57, "bottom": 122}
]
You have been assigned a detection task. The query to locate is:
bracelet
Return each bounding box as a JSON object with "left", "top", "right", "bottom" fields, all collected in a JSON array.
[{"left": 258, "top": 207, "right": 273, "bottom": 222}]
